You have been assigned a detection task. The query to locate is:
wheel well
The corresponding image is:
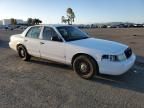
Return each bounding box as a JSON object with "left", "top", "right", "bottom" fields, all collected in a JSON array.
[
  {"left": 16, "top": 44, "right": 26, "bottom": 51},
  {"left": 71, "top": 53, "right": 99, "bottom": 69}
]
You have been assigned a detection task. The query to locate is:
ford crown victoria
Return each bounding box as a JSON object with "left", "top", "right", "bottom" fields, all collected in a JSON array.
[{"left": 9, "top": 25, "right": 136, "bottom": 79}]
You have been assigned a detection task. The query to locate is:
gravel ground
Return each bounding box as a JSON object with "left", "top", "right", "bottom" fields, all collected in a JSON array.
[{"left": 0, "top": 29, "right": 144, "bottom": 108}]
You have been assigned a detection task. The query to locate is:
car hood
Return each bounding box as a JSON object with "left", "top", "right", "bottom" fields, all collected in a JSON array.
[{"left": 68, "top": 38, "right": 128, "bottom": 54}]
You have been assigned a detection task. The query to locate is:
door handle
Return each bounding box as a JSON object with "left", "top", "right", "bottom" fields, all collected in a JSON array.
[
  {"left": 40, "top": 42, "right": 45, "bottom": 45},
  {"left": 24, "top": 39, "right": 28, "bottom": 42}
]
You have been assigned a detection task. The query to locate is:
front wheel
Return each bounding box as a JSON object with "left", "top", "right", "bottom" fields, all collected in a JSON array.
[
  {"left": 17, "top": 45, "right": 31, "bottom": 61},
  {"left": 73, "top": 55, "right": 98, "bottom": 79}
]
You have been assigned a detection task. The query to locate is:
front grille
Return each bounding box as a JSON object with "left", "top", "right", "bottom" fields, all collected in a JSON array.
[{"left": 124, "top": 48, "right": 132, "bottom": 59}]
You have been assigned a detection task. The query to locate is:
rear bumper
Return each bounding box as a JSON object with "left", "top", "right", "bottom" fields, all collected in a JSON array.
[{"left": 98, "top": 53, "right": 136, "bottom": 75}]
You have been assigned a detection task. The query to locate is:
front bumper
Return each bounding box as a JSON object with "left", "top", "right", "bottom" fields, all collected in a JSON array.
[{"left": 98, "top": 53, "right": 136, "bottom": 75}]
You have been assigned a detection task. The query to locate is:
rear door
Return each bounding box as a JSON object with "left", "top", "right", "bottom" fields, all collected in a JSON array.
[{"left": 23, "top": 26, "right": 42, "bottom": 57}]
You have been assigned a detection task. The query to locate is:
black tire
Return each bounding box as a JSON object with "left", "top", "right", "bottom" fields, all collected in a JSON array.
[
  {"left": 17, "top": 45, "right": 31, "bottom": 61},
  {"left": 73, "top": 55, "right": 98, "bottom": 79}
]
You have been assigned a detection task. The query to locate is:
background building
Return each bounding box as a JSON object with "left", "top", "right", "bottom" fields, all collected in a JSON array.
[
  {"left": 2, "top": 19, "right": 11, "bottom": 25},
  {"left": 0, "top": 19, "right": 24, "bottom": 25},
  {"left": 0, "top": 20, "right": 2, "bottom": 25},
  {"left": 16, "top": 19, "right": 24, "bottom": 24}
]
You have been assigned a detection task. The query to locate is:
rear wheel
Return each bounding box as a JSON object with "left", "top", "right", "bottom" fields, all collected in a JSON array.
[
  {"left": 73, "top": 55, "right": 98, "bottom": 79},
  {"left": 17, "top": 45, "right": 31, "bottom": 61}
]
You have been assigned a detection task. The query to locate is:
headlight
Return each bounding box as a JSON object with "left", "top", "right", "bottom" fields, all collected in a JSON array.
[{"left": 102, "top": 53, "right": 127, "bottom": 62}]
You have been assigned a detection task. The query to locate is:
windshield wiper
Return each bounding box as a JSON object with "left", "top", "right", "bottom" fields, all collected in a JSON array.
[{"left": 66, "top": 37, "right": 89, "bottom": 42}]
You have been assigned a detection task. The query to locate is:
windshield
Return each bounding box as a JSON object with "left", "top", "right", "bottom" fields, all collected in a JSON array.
[{"left": 56, "top": 26, "right": 89, "bottom": 42}]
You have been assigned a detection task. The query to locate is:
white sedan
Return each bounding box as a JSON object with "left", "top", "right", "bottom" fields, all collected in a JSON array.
[{"left": 9, "top": 25, "right": 136, "bottom": 79}]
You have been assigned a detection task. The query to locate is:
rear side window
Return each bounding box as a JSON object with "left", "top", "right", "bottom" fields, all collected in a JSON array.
[{"left": 26, "top": 27, "right": 41, "bottom": 39}]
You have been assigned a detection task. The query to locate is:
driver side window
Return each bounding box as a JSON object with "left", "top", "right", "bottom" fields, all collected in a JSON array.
[{"left": 43, "top": 27, "right": 59, "bottom": 41}]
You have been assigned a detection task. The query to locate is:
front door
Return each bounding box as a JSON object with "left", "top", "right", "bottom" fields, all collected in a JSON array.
[{"left": 40, "top": 27, "right": 65, "bottom": 63}]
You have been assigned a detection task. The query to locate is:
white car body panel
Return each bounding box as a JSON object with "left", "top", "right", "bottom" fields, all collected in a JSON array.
[
  {"left": 40, "top": 40, "right": 65, "bottom": 63},
  {"left": 68, "top": 38, "right": 128, "bottom": 54},
  {"left": 23, "top": 37, "right": 41, "bottom": 57},
  {"left": 9, "top": 34, "right": 24, "bottom": 51},
  {"left": 98, "top": 53, "right": 136, "bottom": 75},
  {"left": 9, "top": 24, "right": 136, "bottom": 75}
]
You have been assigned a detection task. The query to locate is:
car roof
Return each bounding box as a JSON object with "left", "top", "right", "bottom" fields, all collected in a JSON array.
[{"left": 33, "top": 24, "right": 73, "bottom": 28}]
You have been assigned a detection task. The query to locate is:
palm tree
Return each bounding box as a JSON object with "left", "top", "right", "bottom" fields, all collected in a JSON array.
[
  {"left": 14, "top": 19, "right": 17, "bottom": 25},
  {"left": 36, "top": 19, "right": 42, "bottom": 24},
  {"left": 32, "top": 19, "right": 36, "bottom": 25},
  {"left": 11, "top": 18, "right": 17, "bottom": 25},
  {"left": 27, "top": 18, "right": 33, "bottom": 25},
  {"left": 32, "top": 19, "right": 42, "bottom": 25},
  {"left": 11, "top": 18, "right": 15, "bottom": 25},
  {"left": 67, "top": 8, "right": 75, "bottom": 25},
  {"left": 61, "top": 16, "right": 67, "bottom": 24},
  {"left": 71, "top": 11, "right": 75, "bottom": 22},
  {"left": 61, "top": 8, "right": 76, "bottom": 25}
]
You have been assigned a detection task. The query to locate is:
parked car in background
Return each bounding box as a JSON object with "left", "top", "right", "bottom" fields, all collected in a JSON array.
[
  {"left": 0, "top": 25, "right": 4, "bottom": 29},
  {"left": 9, "top": 25, "right": 136, "bottom": 79},
  {"left": 4, "top": 25, "right": 14, "bottom": 30}
]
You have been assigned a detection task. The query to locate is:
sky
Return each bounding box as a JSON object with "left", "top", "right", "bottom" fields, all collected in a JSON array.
[{"left": 0, "top": 0, "right": 144, "bottom": 24}]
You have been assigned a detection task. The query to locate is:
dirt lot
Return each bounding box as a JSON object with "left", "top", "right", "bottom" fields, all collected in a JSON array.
[{"left": 0, "top": 28, "right": 144, "bottom": 108}]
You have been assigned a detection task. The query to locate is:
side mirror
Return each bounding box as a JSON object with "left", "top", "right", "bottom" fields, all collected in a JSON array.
[{"left": 51, "top": 36, "right": 62, "bottom": 42}]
